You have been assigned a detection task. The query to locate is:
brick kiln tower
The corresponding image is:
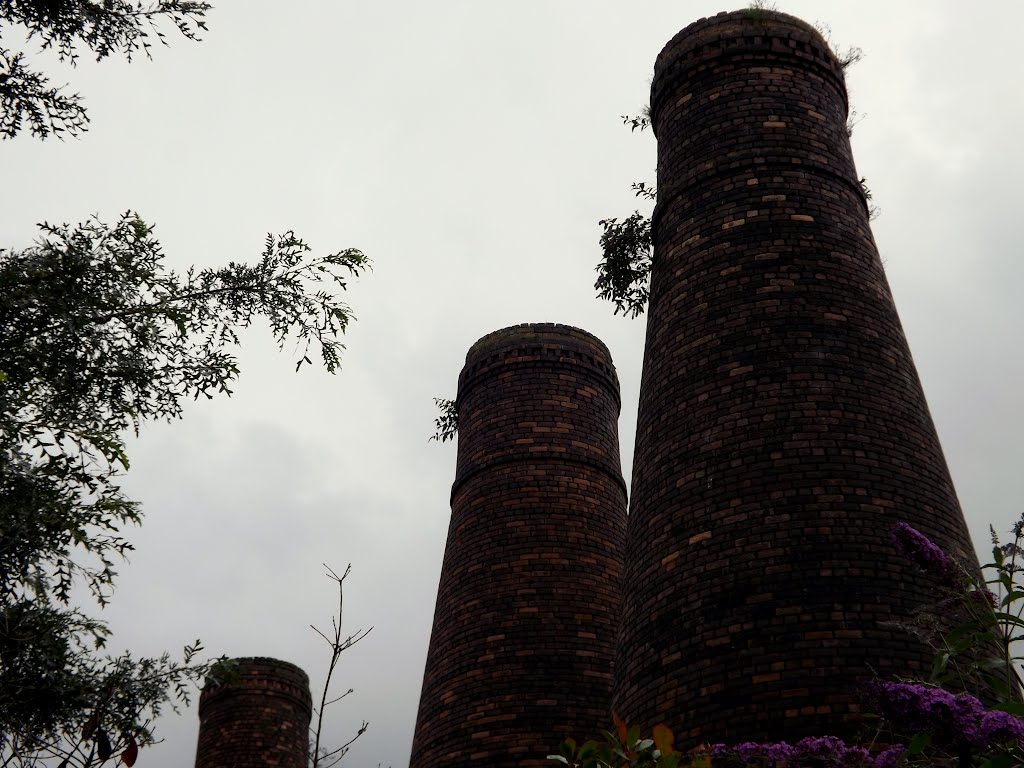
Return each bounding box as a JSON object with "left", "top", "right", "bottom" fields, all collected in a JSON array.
[
  {"left": 195, "top": 657, "right": 311, "bottom": 768},
  {"left": 410, "top": 324, "right": 627, "bottom": 767},
  {"left": 614, "top": 10, "right": 978, "bottom": 746}
]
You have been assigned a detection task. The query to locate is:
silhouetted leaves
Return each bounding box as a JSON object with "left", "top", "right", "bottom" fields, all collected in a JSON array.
[
  {"left": 1, "top": 1, "right": 211, "bottom": 139},
  {"left": 430, "top": 398, "right": 458, "bottom": 442},
  {"left": 595, "top": 212, "right": 651, "bottom": 318}
]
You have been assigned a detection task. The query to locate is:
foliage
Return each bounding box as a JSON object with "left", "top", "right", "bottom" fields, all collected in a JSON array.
[
  {"left": 745, "top": 7, "right": 863, "bottom": 73},
  {"left": 742, "top": 0, "right": 778, "bottom": 24},
  {"left": 890, "top": 521, "right": 1024, "bottom": 707},
  {"left": 859, "top": 178, "right": 880, "bottom": 221},
  {"left": 309, "top": 565, "right": 373, "bottom": 768},
  {"left": 0, "top": 214, "right": 366, "bottom": 764},
  {"left": 429, "top": 398, "right": 458, "bottom": 443},
  {"left": 865, "top": 520, "right": 1024, "bottom": 767},
  {"left": 2, "top": 639, "right": 236, "bottom": 767},
  {"left": 0, "top": 45, "right": 88, "bottom": 139},
  {"left": 591, "top": 112, "right": 655, "bottom": 318},
  {"left": 622, "top": 111, "right": 650, "bottom": 134},
  {"left": 550, "top": 717, "right": 699, "bottom": 768},
  {"left": 595, "top": 210, "right": 651, "bottom": 319},
  {"left": 3, "top": 4, "right": 372, "bottom": 764},
  {"left": 1, "top": 1, "right": 211, "bottom": 139},
  {"left": 811, "top": 21, "right": 863, "bottom": 72},
  {"left": 1, "top": 212, "right": 366, "bottom": 603}
]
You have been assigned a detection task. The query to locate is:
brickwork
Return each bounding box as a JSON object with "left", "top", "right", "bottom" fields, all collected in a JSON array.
[
  {"left": 410, "top": 324, "right": 627, "bottom": 767},
  {"left": 195, "top": 657, "right": 311, "bottom": 768},
  {"left": 613, "top": 9, "right": 978, "bottom": 746}
]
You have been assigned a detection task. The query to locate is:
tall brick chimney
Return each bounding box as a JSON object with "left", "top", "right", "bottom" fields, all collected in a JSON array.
[
  {"left": 410, "top": 324, "right": 627, "bottom": 767},
  {"left": 195, "top": 657, "right": 311, "bottom": 768},
  {"left": 613, "top": 9, "right": 978, "bottom": 746}
]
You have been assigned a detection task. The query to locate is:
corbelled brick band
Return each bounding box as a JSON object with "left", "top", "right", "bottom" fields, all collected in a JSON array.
[
  {"left": 195, "top": 657, "right": 311, "bottom": 768},
  {"left": 410, "top": 324, "right": 627, "bottom": 767},
  {"left": 614, "top": 10, "right": 978, "bottom": 746}
]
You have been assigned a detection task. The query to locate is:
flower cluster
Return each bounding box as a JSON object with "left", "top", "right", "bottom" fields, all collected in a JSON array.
[
  {"left": 891, "top": 522, "right": 964, "bottom": 589},
  {"left": 712, "top": 736, "right": 904, "bottom": 767},
  {"left": 868, "top": 681, "right": 1024, "bottom": 749}
]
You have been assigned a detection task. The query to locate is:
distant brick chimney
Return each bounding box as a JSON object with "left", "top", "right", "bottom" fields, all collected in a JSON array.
[{"left": 195, "top": 657, "right": 311, "bottom": 768}]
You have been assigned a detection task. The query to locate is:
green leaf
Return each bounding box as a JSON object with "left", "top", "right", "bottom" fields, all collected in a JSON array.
[
  {"left": 626, "top": 724, "right": 640, "bottom": 749},
  {"left": 561, "top": 738, "right": 577, "bottom": 761},
  {"left": 993, "top": 611, "right": 1024, "bottom": 630},
  {"left": 579, "top": 741, "right": 598, "bottom": 760},
  {"left": 905, "top": 732, "right": 932, "bottom": 755},
  {"left": 979, "top": 754, "right": 1016, "bottom": 768}
]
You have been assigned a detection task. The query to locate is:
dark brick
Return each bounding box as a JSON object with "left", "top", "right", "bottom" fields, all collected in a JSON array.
[
  {"left": 195, "top": 657, "right": 311, "bottom": 768},
  {"left": 614, "top": 9, "right": 978, "bottom": 747}
]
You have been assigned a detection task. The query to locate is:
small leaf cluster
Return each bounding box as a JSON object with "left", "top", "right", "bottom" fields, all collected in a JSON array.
[
  {"left": 0, "top": 46, "right": 89, "bottom": 139},
  {"left": 622, "top": 112, "right": 650, "bottom": 134},
  {"left": 595, "top": 211, "right": 652, "bottom": 319},
  {"left": 551, "top": 720, "right": 702, "bottom": 768},
  {"left": 429, "top": 398, "right": 458, "bottom": 443},
  {"left": 593, "top": 115, "right": 655, "bottom": 318}
]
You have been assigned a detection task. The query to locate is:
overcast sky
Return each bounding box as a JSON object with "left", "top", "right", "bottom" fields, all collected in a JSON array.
[{"left": 3, "top": 1, "right": 1023, "bottom": 766}]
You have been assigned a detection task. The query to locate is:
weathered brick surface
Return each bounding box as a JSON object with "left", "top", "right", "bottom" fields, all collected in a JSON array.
[
  {"left": 614, "top": 9, "right": 979, "bottom": 746},
  {"left": 410, "top": 324, "right": 627, "bottom": 767},
  {"left": 195, "top": 657, "right": 311, "bottom": 768}
]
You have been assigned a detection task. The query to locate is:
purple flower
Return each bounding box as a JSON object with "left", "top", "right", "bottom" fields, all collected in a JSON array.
[
  {"left": 1012, "top": 512, "right": 1024, "bottom": 539},
  {"left": 731, "top": 741, "right": 795, "bottom": 763},
  {"left": 872, "top": 745, "right": 904, "bottom": 768},
  {"left": 1000, "top": 541, "right": 1024, "bottom": 558},
  {"left": 969, "top": 586, "right": 998, "bottom": 609},
  {"left": 979, "top": 709, "right": 1024, "bottom": 745},
  {"left": 794, "top": 735, "right": 849, "bottom": 758},
  {"left": 867, "top": 680, "right": 1024, "bottom": 749},
  {"left": 891, "top": 522, "right": 964, "bottom": 589},
  {"left": 715, "top": 736, "right": 879, "bottom": 766}
]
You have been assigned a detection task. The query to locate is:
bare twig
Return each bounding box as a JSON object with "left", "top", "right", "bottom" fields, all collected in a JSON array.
[{"left": 309, "top": 565, "right": 373, "bottom": 768}]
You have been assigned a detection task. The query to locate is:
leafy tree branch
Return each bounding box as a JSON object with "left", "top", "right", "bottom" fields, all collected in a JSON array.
[{"left": 1, "top": 1, "right": 211, "bottom": 139}]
